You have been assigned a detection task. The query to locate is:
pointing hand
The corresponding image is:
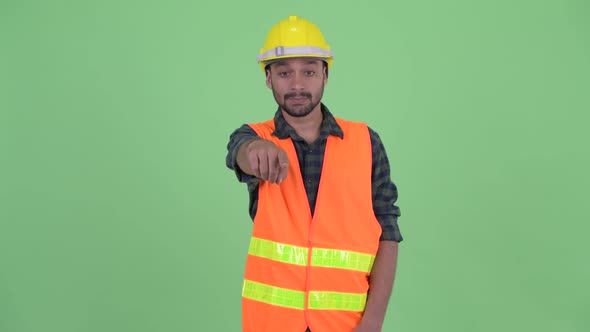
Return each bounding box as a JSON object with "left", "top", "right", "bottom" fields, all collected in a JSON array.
[{"left": 240, "top": 139, "right": 289, "bottom": 184}]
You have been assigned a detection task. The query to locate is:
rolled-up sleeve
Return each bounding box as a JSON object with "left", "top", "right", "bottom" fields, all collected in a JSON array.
[{"left": 369, "top": 128, "right": 403, "bottom": 242}]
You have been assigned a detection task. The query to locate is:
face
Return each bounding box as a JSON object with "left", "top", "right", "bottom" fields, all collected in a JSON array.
[{"left": 266, "top": 58, "right": 328, "bottom": 118}]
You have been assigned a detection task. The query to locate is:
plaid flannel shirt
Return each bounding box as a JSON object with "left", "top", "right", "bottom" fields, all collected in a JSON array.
[{"left": 226, "top": 103, "right": 402, "bottom": 242}]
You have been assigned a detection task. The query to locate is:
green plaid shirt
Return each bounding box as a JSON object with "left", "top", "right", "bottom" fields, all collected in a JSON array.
[{"left": 226, "top": 103, "right": 402, "bottom": 242}]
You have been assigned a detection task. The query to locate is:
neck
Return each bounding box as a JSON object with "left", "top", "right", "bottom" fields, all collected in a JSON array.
[{"left": 282, "top": 104, "right": 323, "bottom": 144}]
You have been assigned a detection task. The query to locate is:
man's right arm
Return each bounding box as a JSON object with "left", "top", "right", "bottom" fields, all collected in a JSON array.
[
  {"left": 226, "top": 124, "right": 261, "bottom": 183},
  {"left": 226, "top": 125, "right": 290, "bottom": 184}
]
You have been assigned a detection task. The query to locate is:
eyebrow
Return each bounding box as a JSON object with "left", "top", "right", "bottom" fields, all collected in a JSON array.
[
  {"left": 273, "top": 60, "right": 321, "bottom": 68},
  {"left": 273, "top": 61, "right": 289, "bottom": 68}
]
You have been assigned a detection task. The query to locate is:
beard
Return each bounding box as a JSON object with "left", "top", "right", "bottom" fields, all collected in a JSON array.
[{"left": 272, "top": 84, "right": 324, "bottom": 118}]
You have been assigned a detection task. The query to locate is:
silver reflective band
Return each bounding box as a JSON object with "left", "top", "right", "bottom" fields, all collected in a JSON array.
[{"left": 257, "top": 46, "right": 333, "bottom": 63}]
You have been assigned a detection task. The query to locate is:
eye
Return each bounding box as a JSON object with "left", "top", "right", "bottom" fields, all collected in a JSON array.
[
  {"left": 278, "top": 72, "right": 290, "bottom": 78},
  {"left": 305, "top": 71, "right": 315, "bottom": 76}
]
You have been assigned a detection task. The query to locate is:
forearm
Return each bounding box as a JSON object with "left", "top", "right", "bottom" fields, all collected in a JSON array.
[
  {"left": 362, "top": 241, "right": 399, "bottom": 329},
  {"left": 226, "top": 124, "right": 263, "bottom": 182},
  {"left": 236, "top": 138, "right": 261, "bottom": 176}
]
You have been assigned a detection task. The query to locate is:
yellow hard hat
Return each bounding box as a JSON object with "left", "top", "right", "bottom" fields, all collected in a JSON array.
[{"left": 257, "top": 15, "right": 333, "bottom": 72}]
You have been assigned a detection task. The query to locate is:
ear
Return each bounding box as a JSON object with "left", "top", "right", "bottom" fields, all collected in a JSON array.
[{"left": 265, "top": 70, "right": 272, "bottom": 89}]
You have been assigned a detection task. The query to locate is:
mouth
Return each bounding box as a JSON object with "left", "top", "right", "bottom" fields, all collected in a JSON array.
[{"left": 287, "top": 96, "right": 309, "bottom": 104}]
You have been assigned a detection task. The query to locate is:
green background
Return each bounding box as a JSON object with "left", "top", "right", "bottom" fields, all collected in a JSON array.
[{"left": 1, "top": 0, "right": 589, "bottom": 331}]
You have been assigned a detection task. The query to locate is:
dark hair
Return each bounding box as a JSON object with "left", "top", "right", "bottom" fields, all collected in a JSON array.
[{"left": 265, "top": 61, "right": 329, "bottom": 78}]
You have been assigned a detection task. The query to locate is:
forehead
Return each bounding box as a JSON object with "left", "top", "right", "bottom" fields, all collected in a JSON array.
[{"left": 270, "top": 58, "right": 323, "bottom": 68}]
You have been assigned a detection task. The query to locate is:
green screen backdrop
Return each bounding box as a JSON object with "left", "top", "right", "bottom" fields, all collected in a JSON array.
[{"left": 1, "top": 0, "right": 589, "bottom": 331}]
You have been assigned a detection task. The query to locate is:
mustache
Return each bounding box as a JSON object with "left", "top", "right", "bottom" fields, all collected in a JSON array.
[{"left": 284, "top": 92, "right": 312, "bottom": 99}]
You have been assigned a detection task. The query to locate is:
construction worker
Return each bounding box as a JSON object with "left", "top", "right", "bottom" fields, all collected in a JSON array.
[{"left": 225, "top": 15, "right": 403, "bottom": 332}]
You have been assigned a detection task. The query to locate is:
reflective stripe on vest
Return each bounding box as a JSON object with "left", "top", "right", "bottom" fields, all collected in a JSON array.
[
  {"left": 243, "top": 280, "right": 367, "bottom": 312},
  {"left": 248, "top": 237, "right": 375, "bottom": 272}
]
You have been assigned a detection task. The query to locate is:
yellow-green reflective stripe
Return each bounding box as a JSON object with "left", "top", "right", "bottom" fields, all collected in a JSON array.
[
  {"left": 248, "top": 237, "right": 308, "bottom": 266},
  {"left": 248, "top": 237, "right": 375, "bottom": 272},
  {"left": 311, "top": 248, "right": 375, "bottom": 273},
  {"left": 309, "top": 291, "right": 367, "bottom": 311},
  {"left": 242, "top": 280, "right": 305, "bottom": 309},
  {"left": 242, "top": 280, "right": 367, "bottom": 312}
]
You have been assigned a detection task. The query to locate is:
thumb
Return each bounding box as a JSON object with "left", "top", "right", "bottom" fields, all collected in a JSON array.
[{"left": 277, "top": 150, "right": 289, "bottom": 184}]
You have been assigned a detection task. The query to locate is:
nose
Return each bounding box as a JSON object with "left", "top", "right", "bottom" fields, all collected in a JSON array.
[{"left": 291, "top": 72, "right": 305, "bottom": 91}]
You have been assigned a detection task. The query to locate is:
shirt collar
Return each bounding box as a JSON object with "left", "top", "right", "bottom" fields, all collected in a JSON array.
[{"left": 272, "top": 103, "right": 344, "bottom": 141}]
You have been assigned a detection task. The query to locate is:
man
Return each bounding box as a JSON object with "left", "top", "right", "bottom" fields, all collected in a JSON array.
[{"left": 225, "top": 15, "right": 402, "bottom": 332}]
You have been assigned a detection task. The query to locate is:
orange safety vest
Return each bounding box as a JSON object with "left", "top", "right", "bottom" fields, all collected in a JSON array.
[{"left": 242, "top": 118, "right": 382, "bottom": 332}]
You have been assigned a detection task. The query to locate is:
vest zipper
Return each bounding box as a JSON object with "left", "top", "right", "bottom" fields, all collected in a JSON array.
[{"left": 305, "top": 217, "right": 314, "bottom": 330}]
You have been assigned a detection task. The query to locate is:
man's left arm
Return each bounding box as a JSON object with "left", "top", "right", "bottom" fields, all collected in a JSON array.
[
  {"left": 354, "top": 128, "right": 402, "bottom": 331},
  {"left": 354, "top": 241, "right": 399, "bottom": 331}
]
